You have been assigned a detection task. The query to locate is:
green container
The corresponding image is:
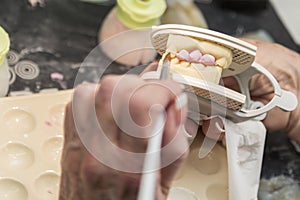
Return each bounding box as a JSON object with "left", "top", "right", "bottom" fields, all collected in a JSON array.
[
  {"left": 0, "top": 26, "right": 10, "bottom": 65},
  {"left": 116, "top": 0, "right": 166, "bottom": 28}
]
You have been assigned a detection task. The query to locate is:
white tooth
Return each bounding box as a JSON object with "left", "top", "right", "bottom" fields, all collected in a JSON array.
[
  {"left": 189, "top": 49, "right": 202, "bottom": 62},
  {"left": 177, "top": 49, "right": 190, "bottom": 61},
  {"left": 199, "top": 54, "right": 215, "bottom": 65}
]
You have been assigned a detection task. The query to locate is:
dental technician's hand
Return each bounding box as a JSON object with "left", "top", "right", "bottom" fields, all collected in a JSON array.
[
  {"left": 223, "top": 39, "right": 300, "bottom": 143},
  {"left": 59, "top": 74, "right": 191, "bottom": 200}
]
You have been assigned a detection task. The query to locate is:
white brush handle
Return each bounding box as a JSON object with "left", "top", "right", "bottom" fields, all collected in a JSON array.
[{"left": 137, "top": 113, "right": 165, "bottom": 200}]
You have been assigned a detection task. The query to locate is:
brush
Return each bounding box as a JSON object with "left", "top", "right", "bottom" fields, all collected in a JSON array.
[{"left": 137, "top": 57, "right": 170, "bottom": 200}]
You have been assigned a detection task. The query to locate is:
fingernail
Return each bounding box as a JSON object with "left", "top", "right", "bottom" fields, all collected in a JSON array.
[
  {"left": 215, "top": 121, "right": 225, "bottom": 132},
  {"left": 175, "top": 93, "right": 188, "bottom": 110},
  {"left": 181, "top": 125, "right": 193, "bottom": 138}
]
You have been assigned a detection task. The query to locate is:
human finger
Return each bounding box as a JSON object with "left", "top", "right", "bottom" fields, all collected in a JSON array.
[
  {"left": 221, "top": 76, "right": 241, "bottom": 92},
  {"left": 160, "top": 93, "right": 190, "bottom": 194},
  {"left": 202, "top": 117, "right": 225, "bottom": 141},
  {"left": 60, "top": 83, "right": 98, "bottom": 199},
  {"left": 114, "top": 76, "right": 185, "bottom": 153},
  {"left": 139, "top": 61, "right": 159, "bottom": 76}
]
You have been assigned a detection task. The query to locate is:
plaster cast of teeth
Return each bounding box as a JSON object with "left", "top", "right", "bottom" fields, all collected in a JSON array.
[{"left": 143, "top": 25, "right": 297, "bottom": 200}]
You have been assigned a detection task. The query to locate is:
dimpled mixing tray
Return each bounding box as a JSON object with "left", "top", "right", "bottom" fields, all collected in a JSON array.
[
  {"left": 0, "top": 90, "right": 255, "bottom": 200},
  {"left": 0, "top": 90, "right": 72, "bottom": 200},
  {"left": 167, "top": 134, "right": 231, "bottom": 200}
]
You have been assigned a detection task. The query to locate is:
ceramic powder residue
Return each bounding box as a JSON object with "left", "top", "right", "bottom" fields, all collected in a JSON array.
[
  {"left": 258, "top": 175, "right": 300, "bottom": 200},
  {"left": 28, "top": 0, "right": 45, "bottom": 7}
]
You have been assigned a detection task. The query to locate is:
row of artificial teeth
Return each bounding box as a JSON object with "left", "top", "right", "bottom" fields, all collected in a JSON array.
[{"left": 176, "top": 49, "right": 216, "bottom": 66}]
